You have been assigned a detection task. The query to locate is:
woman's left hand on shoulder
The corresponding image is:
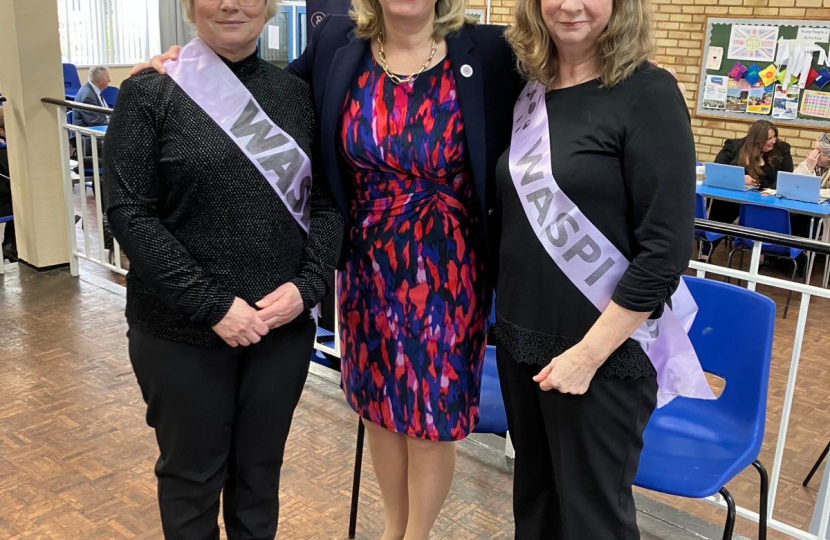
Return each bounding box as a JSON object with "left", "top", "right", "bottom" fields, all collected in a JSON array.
[
  {"left": 648, "top": 60, "right": 686, "bottom": 96},
  {"left": 533, "top": 346, "right": 603, "bottom": 395}
]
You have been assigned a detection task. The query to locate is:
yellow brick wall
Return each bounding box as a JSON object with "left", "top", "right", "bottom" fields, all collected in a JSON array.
[{"left": 475, "top": 0, "right": 830, "bottom": 164}]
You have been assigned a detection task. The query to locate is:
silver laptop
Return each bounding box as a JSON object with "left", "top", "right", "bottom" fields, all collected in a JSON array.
[
  {"left": 704, "top": 163, "right": 749, "bottom": 191},
  {"left": 777, "top": 171, "right": 824, "bottom": 203}
]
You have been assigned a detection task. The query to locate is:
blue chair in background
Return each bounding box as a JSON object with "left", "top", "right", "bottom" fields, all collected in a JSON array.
[
  {"left": 101, "top": 86, "right": 119, "bottom": 108},
  {"left": 695, "top": 193, "right": 726, "bottom": 260},
  {"left": 634, "top": 276, "right": 776, "bottom": 540},
  {"left": 473, "top": 346, "right": 509, "bottom": 435},
  {"left": 727, "top": 204, "right": 803, "bottom": 318},
  {"left": 63, "top": 63, "right": 82, "bottom": 100}
]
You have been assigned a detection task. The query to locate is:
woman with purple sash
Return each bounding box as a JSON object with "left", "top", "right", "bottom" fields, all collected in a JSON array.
[
  {"left": 492, "top": 0, "right": 709, "bottom": 536},
  {"left": 103, "top": 1, "right": 343, "bottom": 538}
]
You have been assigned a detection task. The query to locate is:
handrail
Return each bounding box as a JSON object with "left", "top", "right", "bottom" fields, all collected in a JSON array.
[
  {"left": 695, "top": 218, "right": 830, "bottom": 255},
  {"left": 41, "top": 97, "right": 113, "bottom": 116}
]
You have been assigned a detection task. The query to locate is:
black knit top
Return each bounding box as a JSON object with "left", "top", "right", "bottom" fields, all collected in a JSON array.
[
  {"left": 104, "top": 53, "right": 344, "bottom": 348},
  {"left": 493, "top": 64, "right": 696, "bottom": 378}
]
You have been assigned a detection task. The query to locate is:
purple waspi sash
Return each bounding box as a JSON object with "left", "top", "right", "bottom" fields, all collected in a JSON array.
[
  {"left": 165, "top": 38, "right": 311, "bottom": 233},
  {"left": 508, "top": 81, "right": 713, "bottom": 407}
]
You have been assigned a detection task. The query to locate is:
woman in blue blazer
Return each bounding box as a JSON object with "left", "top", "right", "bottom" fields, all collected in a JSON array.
[
  {"left": 142, "top": 1, "right": 523, "bottom": 537},
  {"left": 287, "top": 11, "right": 523, "bottom": 540}
]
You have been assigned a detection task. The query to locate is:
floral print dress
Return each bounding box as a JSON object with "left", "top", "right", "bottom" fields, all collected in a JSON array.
[{"left": 338, "top": 54, "right": 487, "bottom": 441}]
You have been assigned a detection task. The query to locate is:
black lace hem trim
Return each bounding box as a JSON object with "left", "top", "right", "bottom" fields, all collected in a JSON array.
[{"left": 492, "top": 314, "right": 656, "bottom": 379}]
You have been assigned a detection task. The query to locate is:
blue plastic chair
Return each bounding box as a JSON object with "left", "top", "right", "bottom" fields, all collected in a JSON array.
[
  {"left": 311, "top": 326, "right": 339, "bottom": 370},
  {"left": 473, "top": 346, "right": 508, "bottom": 434},
  {"left": 727, "top": 204, "right": 803, "bottom": 318},
  {"left": 101, "top": 86, "right": 119, "bottom": 108},
  {"left": 695, "top": 193, "right": 726, "bottom": 259},
  {"left": 475, "top": 294, "right": 508, "bottom": 434},
  {"left": 634, "top": 276, "right": 776, "bottom": 540},
  {"left": 63, "top": 63, "right": 82, "bottom": 100}
]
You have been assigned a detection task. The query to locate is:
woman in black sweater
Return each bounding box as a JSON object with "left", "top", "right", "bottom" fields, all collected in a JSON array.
[
  {"left": 493, "top": 0, "right": 704, "bottom": 536},
  {"left": 103, "top": 1, "right": 343, "bottom": 538},
  {"left": 705, "top": 120, "right": 794, "bottom": 253}
]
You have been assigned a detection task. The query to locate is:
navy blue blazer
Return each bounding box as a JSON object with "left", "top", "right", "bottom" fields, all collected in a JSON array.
[{"left": 286, "top": 15, "right": 524, "bottom": 240}]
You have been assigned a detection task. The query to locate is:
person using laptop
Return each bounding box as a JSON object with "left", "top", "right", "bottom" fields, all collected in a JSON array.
[
  {"left": 794, "top": 133, "right": 830, "bottom": 189},
  {"left": 702, "top": 120, "right": 794, "bottom": 261}
]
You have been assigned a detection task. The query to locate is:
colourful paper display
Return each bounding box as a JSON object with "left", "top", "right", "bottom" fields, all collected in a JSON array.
[
  {"left": 759, "top": 64, "right": 778, "bottom": 87},
  {"left": 728, "top": 61, "right": 748, "bottom": 80}
]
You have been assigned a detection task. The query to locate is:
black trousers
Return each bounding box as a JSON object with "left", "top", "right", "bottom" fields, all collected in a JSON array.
[
  {"left": 129, "top": 320, "right": 315, "bottom": 540},
  {"left": 497, "top": 351, "right": 657, "bottom": 540}
]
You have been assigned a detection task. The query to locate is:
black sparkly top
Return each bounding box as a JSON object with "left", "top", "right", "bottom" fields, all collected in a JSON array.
[{"left": 104, "top": 53, "right": 344, "bottom": 348}]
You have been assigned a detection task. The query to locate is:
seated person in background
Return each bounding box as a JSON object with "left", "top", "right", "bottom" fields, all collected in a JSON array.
[
  {"left": 715, "top": 119, "right": 793, "bottom": 190},
  {"left": 74, "top": 66, "right": 112, "bottom": 127},
  {"left": 794, "top": 133, "right": 830, "bottom": 189},
  {"left": 0, "top": 106, "right": 17, "bottom": 262},
  {"left": 703, "top": 120, "right": 796, "bottom": 260}
]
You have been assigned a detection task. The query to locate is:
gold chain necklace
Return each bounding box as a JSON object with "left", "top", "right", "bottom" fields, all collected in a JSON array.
[{"left": 377, "top": 31, "right": 438, "bottom": 85}]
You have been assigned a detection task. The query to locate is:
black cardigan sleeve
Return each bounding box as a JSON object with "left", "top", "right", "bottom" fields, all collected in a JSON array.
[
  {"left": 715, "top": 139, "right": 738, "bottom": 165},
  {"left": 103, "top": 74, "right": 236, "bottom": 327},
  {"left": 285, "top": 14, "right": 333, "bottom": 83},
  {"left": 611, "top": 72, "right": 696, "bottom": 317},
  {"left": 288, "top": 110, "right": 344, "bottom": 309}
]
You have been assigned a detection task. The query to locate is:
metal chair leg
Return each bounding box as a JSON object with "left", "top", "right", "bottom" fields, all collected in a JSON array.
[
  {"left": 720, "top": 487, "right": 736, "bottom": 540},
  {"left": 348, "top": 419, "right": 365, "bottom": 539},
  {"left": 726, "top": 249, "right": 737, "bottom": 284},
  {"left": 784, "top": 259, "right": 798, "bottom": 319},
  {"left": 803, "top": 441, "right": 830, "bottom": 488},
  {"left": 752, "top": 460, "right": 769, "bottom": 540}
]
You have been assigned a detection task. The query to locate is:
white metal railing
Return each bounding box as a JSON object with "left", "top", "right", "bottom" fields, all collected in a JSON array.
[
  {"left": 690, "top": 238, "right": 830, "bottom": 540},
  {"left": 48, "top": 98, "right": 126, "bottom": 277}
]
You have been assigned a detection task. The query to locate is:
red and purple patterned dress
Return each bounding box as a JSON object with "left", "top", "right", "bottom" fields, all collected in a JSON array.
[{"left": 338, "top": 54, "right": 487, "bottom": 442}]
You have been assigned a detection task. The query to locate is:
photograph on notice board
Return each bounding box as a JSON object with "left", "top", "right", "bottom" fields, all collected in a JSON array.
[
  {"left": 746, "top": 82, "right": 773, "bottom": 115},
  {"left": 702, "top": 75, "right": 728, "bottom": 110},
  {"left": 726, "top": 79, "right": 749, "bottom": 112},
  {"left": 800, "top": 90, "right": 830, "bottom": 120},
  {"left": 772, "top": 84, "right": 800, "bottom": 120},
  {"left": 465, "top": 8, "right": 486, "bottom": 22},
  {"left": 728, "top": 25, "right": 779, "bottom": 63}
]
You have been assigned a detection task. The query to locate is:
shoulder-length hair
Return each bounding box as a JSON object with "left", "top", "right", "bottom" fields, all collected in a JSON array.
[
  {"left": 181, "top": 0, "right": 280, "bottom": 24},
  {"left": 739, "top": 120, "right": 781, "bottom": 179},
  {"left": 350, "top": 0, "right": 477, "bottom": 41},
  {"left": 505, "top": 0, "right": 656, "bottom": 88}
]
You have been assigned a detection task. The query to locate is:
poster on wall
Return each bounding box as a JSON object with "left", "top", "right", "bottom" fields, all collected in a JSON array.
[
  {"left": 772, "top": 84, "right": 800, "bottom": 120},
  {"left": 706, "top": 46, "right": 724, "bottom": 71},
  {"left": 306, "top": 0, "right": 351, "bottom": 33},
  {"left": 797, "top": 27, "right": 830, "bottom": 45},
  {"left": 726, "top": 79, "right": 749, "bottom": 112},
  {"left": 746, "top": 82, "right": 773, "bottom": 115},
  {"left": 728, "top": 25, "right": 779, "bottom": 63},
  {"left": 465, "top": 8, "right": 486, "bottom": 22},
  {"left": 800, "top": 90, "right": 830, "bottom": 119},
  {"left": 702, "top": 75, "right": 728, "bottom": 110}
]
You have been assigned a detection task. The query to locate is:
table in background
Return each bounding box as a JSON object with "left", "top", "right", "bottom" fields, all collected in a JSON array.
[{"left": 696, "top": 184, "right": 830, "bottom": 288}]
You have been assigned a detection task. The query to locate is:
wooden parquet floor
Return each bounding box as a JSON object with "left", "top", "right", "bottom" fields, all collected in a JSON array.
[{"left": 2, "top": 244, "right": 829, "bottom": 539}]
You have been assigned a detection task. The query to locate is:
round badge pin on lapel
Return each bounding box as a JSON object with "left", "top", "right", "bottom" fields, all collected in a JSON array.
[{"left": 461, "top": 64, "right": 474, "bottom": 78}]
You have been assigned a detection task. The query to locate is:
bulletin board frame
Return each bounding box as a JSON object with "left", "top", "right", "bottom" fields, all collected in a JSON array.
[{"left": 695, "top": 16, "right": 830, "bottom": 130}]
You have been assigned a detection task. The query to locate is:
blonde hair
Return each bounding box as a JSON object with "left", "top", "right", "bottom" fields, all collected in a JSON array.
[
  {"left": 349, "top": 0, "right": 476, "bottom": 40},
  {"left": 505, "top": 0, "right": 656, "bottom": 88},
  {"left": 181, "top": 0, "right": 279, "bottom": 24}
]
